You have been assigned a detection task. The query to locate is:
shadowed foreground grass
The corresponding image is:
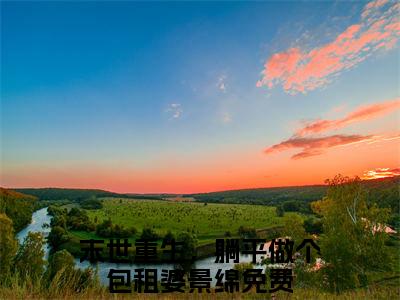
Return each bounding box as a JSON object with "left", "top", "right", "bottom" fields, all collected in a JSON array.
[{"left": 1, "top": 280, "right": 399, "bottom": 300}]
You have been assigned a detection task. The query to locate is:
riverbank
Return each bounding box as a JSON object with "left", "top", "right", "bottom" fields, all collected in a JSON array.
[
  {"left": 16, "top": 207, "right": 52, "bottom": 259},
  {"left": 17, "top": 206, "right": 268, "bottom": 287}
]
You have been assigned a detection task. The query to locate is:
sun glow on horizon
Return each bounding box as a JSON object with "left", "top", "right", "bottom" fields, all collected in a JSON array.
[{"left": 361, "top": 167, "right": 400, "bottom": 180}]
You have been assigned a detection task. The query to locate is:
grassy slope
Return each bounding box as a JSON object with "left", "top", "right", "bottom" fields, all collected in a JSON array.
[
  {"left": 62, "top": 198, "right": 293, "bottom": 256},
  {"left": 83, "top": 198, "right": 290, "bottom": 239},
  {"left": 1, "top": 280, "right": 399, "bottom": 299},
  {"left": 0, "top": 187, "right": 38, "bottom": 231}
]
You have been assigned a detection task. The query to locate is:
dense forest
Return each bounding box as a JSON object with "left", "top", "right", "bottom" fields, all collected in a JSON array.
[
  {"left": 188, "top": 184, "right": 326, "bottom": 213},
  {"left": 13, "top": 188, "right": 125, "bottom": 202},
  {"left": 0, "top": 188, "right": 37, "bottom": 231},
  {"left": 188, "top": 176, "right": 400, "bottom": 218},
  {"left": 14, "top": 188, "right": 163, "bottom": 202}
]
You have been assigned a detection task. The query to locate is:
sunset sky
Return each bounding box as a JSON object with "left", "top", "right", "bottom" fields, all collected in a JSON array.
[{"left": 1, "top": 0, "right": 399, "bottom": 193}]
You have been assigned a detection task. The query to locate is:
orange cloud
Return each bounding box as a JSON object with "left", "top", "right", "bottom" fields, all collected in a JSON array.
[
  {"left": 297, "top": 98, "right": 400, "bottom": 136},
  {"left": 361, "top": 167, "right": 400, "bottom": 179},
  {"left": 265, "top": 134, "right": 374, "bottom": 160},
  {"left": 257, "top": 0, "right": 400, "bottom": 93}
]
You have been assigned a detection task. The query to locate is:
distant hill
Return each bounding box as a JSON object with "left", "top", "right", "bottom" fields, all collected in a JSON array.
[
  {"left": 14, "top": 188, "right": 164, "bottom": 202},
  {"left": 13, "top": 188, "right": 126, "bottom": 202},
  {"left": 13, "top": 176, "right": 399, "bottom": 213},
  {"left": 187, "top": 176, "right": 400, "bottom": 214},
  {"left": 0, "top": 188, "right": 38, "bottom": 231},
  {"left": 187, "top": 184, "right": 327, "bottom": 212},
  {"left": 362, "top": 176, "right": 400, "bottom": 213}
]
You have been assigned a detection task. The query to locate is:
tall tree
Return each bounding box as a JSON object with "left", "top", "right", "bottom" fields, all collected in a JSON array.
[
  {"left": 177, "top": 232, "right": 198, "bottom": 261},
  {"left": 312, "top": 175, "right": 391, "bottom": 293},
  {"left": 281, "top": 214, "right": 307, "bottom": 244},
  {"left": 0, "top": 213, "right": 18, "bottom": 283},
  {"left": 46, "top": 249, "right": 75, "bottom": 280},
  {"left": 48, "top": 226, "right": 69, "bottom": 250},
  {"left": 14, "top": 232, "right": 46, "bottom": 281}
]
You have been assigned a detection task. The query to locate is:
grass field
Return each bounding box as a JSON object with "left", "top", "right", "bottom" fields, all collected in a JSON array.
[
  {"left": 1, "top": 279, "right": 399, "bottom": 299},
  {"left": 78, "top": 198, "right": 292, "bottom": 242}
]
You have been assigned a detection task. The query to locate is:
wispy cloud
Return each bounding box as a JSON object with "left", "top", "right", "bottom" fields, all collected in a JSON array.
[
  {"left": 296, "top": 98, "right": 400, "bottom": 136},
  {"left": 165, "top": 103, "right": 183, "bottom": 119},
  {"left": 264, "top": 97, "right": 400, "bottom": 159},
  {"left": 257, "top": 0, "right": 400, "bottom": 94},
  {"left": 217, "top": 75, "right": 227, "bottom": 92},
  {"left": 264, "top": 134, "right": 374, "bottom": 159},
  {"left": 361, "top": 167, "right": 400, "bottom": 179}
]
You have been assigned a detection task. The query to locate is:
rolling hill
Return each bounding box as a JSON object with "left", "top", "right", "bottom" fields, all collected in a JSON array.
[{"left": 0, "top": 188, "right": 38, "bottom": 231}]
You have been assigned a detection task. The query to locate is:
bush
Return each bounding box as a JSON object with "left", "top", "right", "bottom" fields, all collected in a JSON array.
[
  {"left": 238, "top": 225, "right": 257, "bottom": 239},
  {"left": 163, "top": 230, "right": 175, "bottom": 242},
  {"left": 48, "top": 226, "right": 70, "bottom": 249},
  {"left": 304, "top": 217, "right": 323, "bottom": 234},
  {"left": 177, "top": 232, "right": 197, "bottom": 261},
  {"left": 141, "top": 227, "right": 159, "bottom": 240},
  {"left": 80, "top": 197, "right": 103, "bottom": 210},
  {"left": 47, "top": 249, "right": 75, "bottom": 279},
  {"left": 95, "top": 219, "right": 135, "bottom": 238},
  {"left": 67, "top": 208, "right": 95, "bottom": 231},
  {"left": 276, "top": 205, "right": 285, "bottom": 217},
  {"left": 51, "top": 215, "right": 67, "bottom": 229},
  {"left": 224, "top": 231, "right": 232, "bottom": 237},
  {"left": 14, "top": 232, "right": 46, "bottom": 281},
  {"left": 46, "top": 250, "right": 98, "bottom": 293}
]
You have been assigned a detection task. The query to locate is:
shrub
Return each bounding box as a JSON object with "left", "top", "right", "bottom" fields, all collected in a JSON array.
[
  {"left": 140, "top": 227, "right": 159, "bottom": 240},
  {"left": 238, "top": 225, "right": 257, "bottom": 239}
]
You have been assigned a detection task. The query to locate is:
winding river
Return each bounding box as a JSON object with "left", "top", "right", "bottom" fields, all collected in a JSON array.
[{"left": 18, "top": 207, "right": 263, "bottom": 286}]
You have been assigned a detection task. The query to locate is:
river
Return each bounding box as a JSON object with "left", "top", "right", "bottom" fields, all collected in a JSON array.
[{"left": 17, "top": 207, "right": 264, "bottom": 286}]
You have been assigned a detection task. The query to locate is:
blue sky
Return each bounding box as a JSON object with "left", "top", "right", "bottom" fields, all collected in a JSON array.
[{"left": 1, "top": 1, "right": 399, "bottom": 193}]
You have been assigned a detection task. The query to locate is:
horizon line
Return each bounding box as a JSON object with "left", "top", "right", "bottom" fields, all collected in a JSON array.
[{"left": 3, "top": 175, "right": 398, "bottom": 196}]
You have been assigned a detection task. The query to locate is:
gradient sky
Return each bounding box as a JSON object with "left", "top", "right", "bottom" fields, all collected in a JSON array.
[{"left": 1, "top": 0, "right": 399, "bottom": 193}]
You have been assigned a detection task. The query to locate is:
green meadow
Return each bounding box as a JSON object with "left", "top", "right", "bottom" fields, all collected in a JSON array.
[{"left": 70, "top": 198, "right": 290, "bottom": 244}]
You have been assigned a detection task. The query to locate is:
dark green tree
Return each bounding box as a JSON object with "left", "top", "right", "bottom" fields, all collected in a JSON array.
[
  {"left": 0, "top": 213, "right": 18, "bottom": 283},
  {"left": 282, "top": 214, "right": 307, "bottom": 243},
  {"left": 238, "top": 226, "right": 257, "bottom": 239},
  {"left": 46, "top": 249, "right": 75, "bottom": 279},
  {"left": 0, "top": 188, "right": 37, "bottom": 231},
  {"left": 313, "top": 175, "right": 391, "bottom": 293},
  {"left": 14, "top": 232, "right": 46, "bottom": 281},
  {"left": 304, "top": 217, "right": 323, "bottom": 234},
  {"left": 276, "top": 205, "right": 284, "bottom": 217},
  {"left": 177, "top": 232, "right": 197, "bottom": 261},
  {"left": 163, "top": 230, "right": 175, "bottom": 242},
  {"left": 141, "top": 227, "right": 159, "bottom": 240},
  {"left": 80, "top": 196, "right": 103, "bottom": 210},
  {"left": 48, "top": 226, "right": 70, "bottom": 250}
]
